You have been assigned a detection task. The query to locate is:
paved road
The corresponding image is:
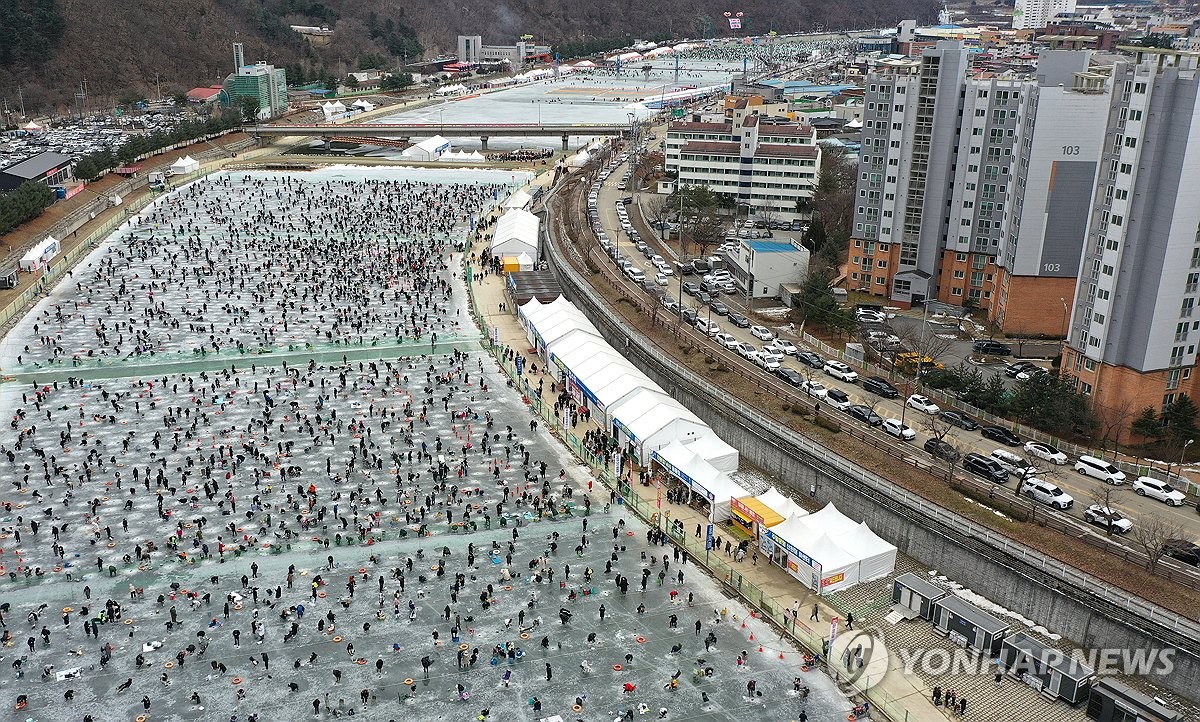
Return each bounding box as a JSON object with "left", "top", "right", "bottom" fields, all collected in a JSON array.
[{"left": 588, "top": 131, "right": 1200, "bottom": 554}]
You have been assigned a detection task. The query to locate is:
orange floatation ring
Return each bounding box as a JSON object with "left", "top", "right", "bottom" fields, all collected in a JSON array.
[
  {"left": 613, "top": 664, "right": 623, "bottom": 671},
  {"left": 504, "top": 585, "right": 513, "bottom": 591},
  {"left": 124, "top": 619, "right": 134, "bottom": 625},
  {"left": 318, "top": 592, "right": 327, "bottom": 598},
  {"left": 460, "top": 643, "right": 469, "bottom": 650},
  {"left": 636, "top": 636, "right": 646, "bottom": 644},
  {"left": 355, "top": 658, "right": 367, "bottom": 665},
  {"left": 573, "top": 704, "right": 583, "bottom": 712},
  {"left": 519, "top": 633, "right": 530, "bottom": 640},
  {"left": 333, "top": 636, "right": 343, "bottom": 643},
  {"left": 165, "top": 662, "right": 174, "bottom": 669},
  {"left": 232, "top": 677, "right": 243, "bottom": 684},
  {"left": 403, "top": 678, "right": 414, "bottom": 685}
]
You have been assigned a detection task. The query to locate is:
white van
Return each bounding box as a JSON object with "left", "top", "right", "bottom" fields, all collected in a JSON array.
[
  {"left": 1074, "top": 455, "right": 1126, "bottom": 485},
  {"left": 626, "top": 267, "right": 646, "bottom": 284}
]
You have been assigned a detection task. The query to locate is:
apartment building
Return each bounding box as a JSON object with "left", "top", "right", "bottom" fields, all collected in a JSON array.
[
  {"left": 1062, "top": 47, "right": 1200, "bottom": 432},
  {"left": 851, "top": 41, "right": 1111, "bottom": 333},
  {"left": 665, "top": 108, "right": 820, "bottom": 218},
  {"left": 1013, "top": 0, "right": 1077, "bottom": 31}
]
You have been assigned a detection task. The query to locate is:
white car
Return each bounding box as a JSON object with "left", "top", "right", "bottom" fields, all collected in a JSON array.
[
  {"left": 823, "top": 360, "right": 859, "bottom": 383},
  {"left": 1133, "top": 476, "right": 1186, "bottom": 506},
  {"left": 655, "top": 273, "right": 669, "bottom": 286},
  {"left": 714, "top": 333, "right": 740, "bottom": 350},
  {"left": 1024, "top": 441, "right": 1068, "bottom": 465},
  {"left": 906, "top": 394, "right": 940, "bottom": 414},
  {"left": 1020, "top": 478, "right": 1075, "bottom": 510},
  {"left": 695, "top": 318, "right": 720, "bottom": 336},
  {"left": 882, "top": 418, "right": 916, "bottom": 441},
  {"left": 735, "top": 343, "right": 758, "bottom": 361},
  {"left": 769, "top": 339, "right": 797, "bottom": 356},
  {"left": 758, "top": 346, "right": 784, "bottom": 363},
  {"left": 1084, "top": 505, "right": 1133, "bottom": 534},
  {"left": 752, "top": 352, "right": 781, "bottom": 371},
  {"left": 802, "top": 380, "right": 828, "bottom": 400},
  {"left": 750, "top": 325, "right": 775, "bottom": 341}
]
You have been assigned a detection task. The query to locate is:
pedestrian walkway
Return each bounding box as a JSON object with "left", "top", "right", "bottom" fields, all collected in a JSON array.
[{"left": 458, "top": 174, "right": 1105, "bottom": 722}]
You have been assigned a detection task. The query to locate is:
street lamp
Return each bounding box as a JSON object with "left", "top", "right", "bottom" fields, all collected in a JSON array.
[
  {"left": 1059, "top": 298, "right": 1069, "bottom": 339},
  {"left": 1178, "top": 439, "right": 1195, "bottom": 482}
]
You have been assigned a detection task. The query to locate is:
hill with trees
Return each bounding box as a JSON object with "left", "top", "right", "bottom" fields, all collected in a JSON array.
[{"left": 1, "top": 0, "right": 935, "bottom": 114}]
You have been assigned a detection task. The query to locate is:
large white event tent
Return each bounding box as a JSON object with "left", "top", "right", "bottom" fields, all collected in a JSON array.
[
  {"left": 650, "top": 440, "right": 748, "bottom": 522},
  {"left": 503, "top": 189, "right": 533, "bottom": 210},
  {"left": 491, "top": 208, "right": 540, "bottom": 259},
  {"left": 401, "top": 135, "right": 450, "bottom": 161},
  {"left": 520, "top": 295, "right": 740, "bottom": 470},
  {"left": 762, "top": 503, "right": 897, "bottom": 594},
  {"left": 169, "top": 156, "right": 200, "bottom": 175}
]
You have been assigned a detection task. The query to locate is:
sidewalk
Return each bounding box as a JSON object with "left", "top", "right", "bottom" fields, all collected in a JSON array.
[{"left": 460, "top": 206, "right": 948, "bottom": 722}]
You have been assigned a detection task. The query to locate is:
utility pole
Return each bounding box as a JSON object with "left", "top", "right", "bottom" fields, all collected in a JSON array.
[
  {"left": 17, "top": 86, "right": 26, "bottom": 118},
  {"left": 155, "top": 72, "right": 162, "bottom": 103}
]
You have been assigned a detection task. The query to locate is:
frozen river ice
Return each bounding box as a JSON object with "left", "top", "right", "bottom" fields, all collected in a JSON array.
[{"left": 0, "top": 166, "right": 854, "bottom": 721}]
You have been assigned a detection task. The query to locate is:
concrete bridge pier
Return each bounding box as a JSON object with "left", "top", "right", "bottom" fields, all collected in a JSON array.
[
  {"left": 323, "top": 137, "right": 332, "bottom": 151},
  {"left": 480, "top": 136, "right": 488, "bottom": 151},
  {"left": 561, "top": 134, "right": 569, "bottom": 151}
]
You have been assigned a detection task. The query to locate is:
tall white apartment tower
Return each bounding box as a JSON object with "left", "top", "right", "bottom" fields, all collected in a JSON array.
[{"left": 1013, "top": 0, "right": 1077, "bottom": 30}]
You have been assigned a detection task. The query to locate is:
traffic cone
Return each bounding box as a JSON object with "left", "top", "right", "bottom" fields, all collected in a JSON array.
[
  {"left": 758, "top": 645, "right": 764, "bottom": 653},
  {"left": 749, "top": 633, "right": 755, "bottom": 641}
]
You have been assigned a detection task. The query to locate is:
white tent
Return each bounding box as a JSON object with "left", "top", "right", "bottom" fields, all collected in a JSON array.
[
  {"left": 568, "top": 150, "right": 591, "bottom": 169},
  {"left": 683, "top": 430, "right": 739, "bottom": 472},
  {"left": 533, "top": 313, "right": 601, "bottom": 354},
  {"left": 515, "top": 252, "right": 534, "bottom": 272},
  {"left": 504, "top": 189, "right": 533, "bottom": 210},
  {"left": 491, "top": 208, "right": 539, "bottom": 258},
  {"left": 651, "top": 441, "right": 749, "bottom": 522},
  {"left": 762, "top": 504, "right": 897, "bottom": 593},
  {"left": 607, "top": 387, "right": 708, "bottom": 461},
  {"left": 517, "top": 297, "right": 545, "bottom": 327},
  {"left": 401, "top": 135, "right": 450, "bottom": 161},
  {"left": 755, "top": 488, "right": 805, "bottom": 521},
  {"left": 330, "top": 100, "right": 346, "bottom": 115},
  {"left": 465, "top": 151, "right": 486, "bottom": 163},
  {"left": 321, "top": 101, "right": 337, "bottom": 119},
  {"left": 169, "top": 155, "right": 199, "bottom": 175},
  {"left": 581, "top": 365, "right": 652, "bottom": 420},
  {"left": 435, "top": 83, "right": 469, "bottom": 95},
  {"left": 572, "top": 60, "right": 598, "bottom": 68},
  {"left": 19, "top": 236, "right": 60, "bottom": 271},
  {"left": 351, "top": 99, "right": 376, "bottom": 112}
]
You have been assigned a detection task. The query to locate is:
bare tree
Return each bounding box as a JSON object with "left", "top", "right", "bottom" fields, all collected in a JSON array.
[
  {"left": 1087, "top": 485, "right": 1127, "bottom": 537},
  {"left": 1095, "top": 397, "right": 1137, "bottom": 457},
  {"left": 1132, "top": 516, "right": 1186, "bottom": 573},
  {"left": 921, "top": 413, "right": 954, "bottom": 442}
]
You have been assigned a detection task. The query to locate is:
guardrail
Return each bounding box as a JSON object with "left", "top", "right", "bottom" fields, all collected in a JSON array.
[{"left": 541, "top": 173, "right": 1200, "bottom": 658}]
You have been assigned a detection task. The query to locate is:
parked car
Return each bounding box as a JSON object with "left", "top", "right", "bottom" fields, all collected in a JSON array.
[
  {"left": 1074, "top": 454, "right": 1126, "bottom": 484},
  {"left": 735, "top": 342, "right": 758, "bottom": 360},
  {"left": 1005, "top": 361, "right": 1037, "bottom": 379},
  {"left": 750, "top": 325, "right": 775, "bottom": 341},
  {"left": 1019, "top": 478, "right": 1075, "bottom": 510},
  {"left": 802, "top": 379, "right": 828, "bottom": 400},
  {"left": 758, "top": 346, "right": 784, "bottom": 364},
  {"left": 695, "top": 318, "right": 720, "bottom": 336},
  {"left": 695, "top": 291, "right": 712, "bottom": 304},
  {"left": 1164, "top": 539, "right": 1200, "bottom": 566},
  {"left": 989, "top": 449, "right": 1035, "bottom": 479},
  {"left": 1025, "top": 441, "right": 1069, "bottom": 465},
  {"left": 1084, "top": 505, "right": 1133, "bottom": 534},
  {"left": 825, "top": 388, "right": 853, "bottom": 410},
  {"left": 775, "top": 367, "right": 804, "bottom": 386},
  {"left": 938, "top": 410, "right": 978, "bottom": 431},
  {"left": 972, "top": 340, "right": 1012, "bottom": 356},
  {"left": 962, "top": 453, "right": 1009, "bottom": 484},
  {"left": 714, "top": 333, "right": 740, "bottom": 350},
  {"left": 796, "top": 352, "right": 824, "bottom": 369},
  {"left": 924, "top": 437, "right": 960, "bottom": 462},
  {"left": 728, "top": 313, "right": 751, "bottom": 328},
  {"left": 906, "top": 394, "right": 940, "bottom": 415},
  {"left": 861, "top": 376, "right": 899, "bottom": 399},
  {"left": 770, "top": 339, "right": 797, "bottom": 356},
  {"left": 655, "top": 273, "right": 669, "bottom": 286},
  {"left": 681, "top": 281, "right": 700, "bottom": 297},
  {"left": 882, "top": 418, "right": 916, "bottom": 441},
  {"left": 752, "top": 352, "right": 781, "bottom": 372},
  {"left": 846, "top": 404, "right": 883, "bottom": 426},
  {"left": 681, "top": 308, "right": 698, "bottom": 324},
  {"left": 1133, "top": 476, "right": 1186, "bottom": 506},
  {"left": 823, "top": 360, "right": 859, "bottom": 383},
  {"left": 981, "top": 426, "right": 1022, "bottom": 447},
  {"left": 709, "top": 301, "right": 729, "bottom": 316}
]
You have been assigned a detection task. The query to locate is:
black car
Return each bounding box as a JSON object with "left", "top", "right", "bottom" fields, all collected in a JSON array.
[
  {"left": 980, "top": 425, "right": 1021, "bottom": 447},
  {"left": 961, "top": 453, "right": 1009, "bottom": 483},
  {"left": 680, "top": 308, "right": 698, "bottom": 324},
  {"left": 728, "top": 313, "right": 751, "bottom": 328},
  {"left": 924, "top": 438, "right": 960, "bottom": 462},
  {"left": 796, "top": 351, "right": 825, "bottom": 369},
  {"left": 681, "top": 282, "right": 700, "bottom": 297},
  {"left": 695, "top": 291, "right": 712, "bottom": 304},
  {"left": 826, "top": 388, "right": 851, "bottom": 408},
  {"left": 1164, "top": 539, "right": 1200, "bottom": 566},
  {"left": 775, "top": 367, "right": 804, "bottom": 386},
  {"left": 861, "top": 376, "right": 899, "bottom": 399},
  {"left": 1005, "top": 361, "right": 1037, "bottom": 378},
  {"left": 709, "top": 301, "right": 729, "bottom": 316},
  {"left": 939, "top": 410, "right": 979, "bottom": 431},
  {"left": 846, "top": 404, "right": 883, "bottom": 426},
  {"left": 621, "top": 196, "right": 634, "bottom": 204},
  {"left": 973, "top": 340, "right": 1012, "bottom": 356}
]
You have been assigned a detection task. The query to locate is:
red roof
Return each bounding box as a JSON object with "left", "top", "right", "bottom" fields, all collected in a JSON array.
[
  {"left": 680, "top": 141, "right": 740, "bottom": 156},
  {"left": 753, "top": 143, "right": 819, "bottom": 160},
  {"left": 186, "top": 86, "right": 223, "bottom": 102},
  {"left": 668, "top": 121, "right": 732, "bottom": 134},
  {"left": 114, "top": 165, "right": 142, "bottom": 175},
  {"left": 756, "top": 124, "right": 814, "bottom": 138}
]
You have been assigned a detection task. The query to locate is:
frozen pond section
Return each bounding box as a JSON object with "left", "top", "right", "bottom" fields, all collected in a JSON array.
[{"left": 0, "top": 165, "right": 853, "bottom": 721}]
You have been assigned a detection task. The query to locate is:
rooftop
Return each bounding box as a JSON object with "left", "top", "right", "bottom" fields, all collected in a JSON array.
[
  {"left": 680, "top": 140, "right": 740, "bottom": 155},
  {"left": 668, "top": 121, "right": 732, "bottom": 134},
  {"left": 753, "top": 143, "right": 819, "bottom": 160},
  {"left": 1, "top": 151, "right": 73, "bottom": 180}
]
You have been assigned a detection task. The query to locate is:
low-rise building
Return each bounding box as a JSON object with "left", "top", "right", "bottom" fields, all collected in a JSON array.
[
  {"left": 726, "top": 238, "right": 811, "bottom": 299},
  {"left": 666, "top": 110, "right": 821, "bottom": 220},
  {"left": 0, "top": 151, "right": 73, "bottom": 193}
]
